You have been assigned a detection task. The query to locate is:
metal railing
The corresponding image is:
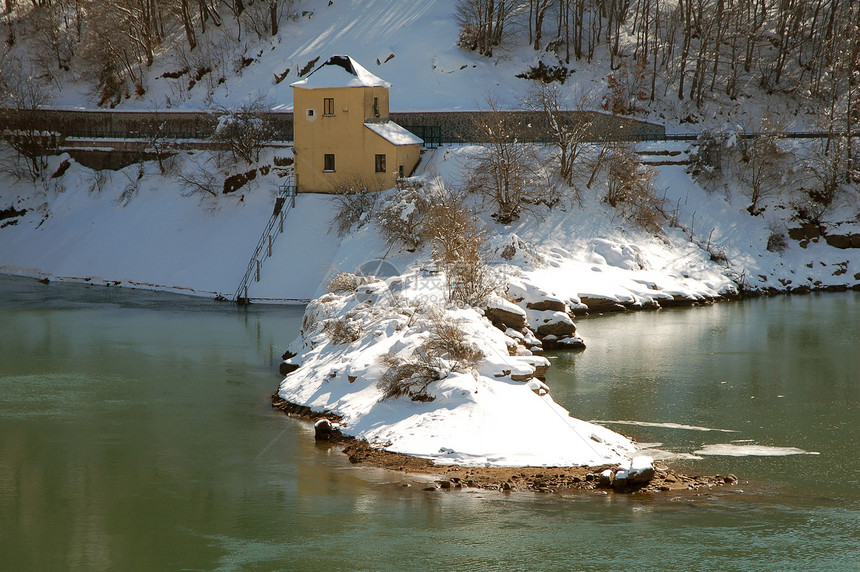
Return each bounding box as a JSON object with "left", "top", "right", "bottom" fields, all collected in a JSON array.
[{"left": 234, "top": 176, "right": 297, "bottom": 304}]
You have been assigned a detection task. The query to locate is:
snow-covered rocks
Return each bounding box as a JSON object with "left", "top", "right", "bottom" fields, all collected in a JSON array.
[
  {"left": 484, "top": 294, "right": 527, "bottom": 330},
  {"left": 612, "top": 456, "right": 656, "bottom": 490},
  {"left": 314, "top": 418, "right": 342, "bottom": 441},
  {"left": 526, "top": 309, "right": 577, "bottom": 337},
  {"left": 493, "top": 278, "right": 588, "bottom": 351}
]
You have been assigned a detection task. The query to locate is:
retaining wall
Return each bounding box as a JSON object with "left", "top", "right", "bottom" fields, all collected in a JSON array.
[{"left": 0, "top": 108, "right": 665, "bottom": 143}]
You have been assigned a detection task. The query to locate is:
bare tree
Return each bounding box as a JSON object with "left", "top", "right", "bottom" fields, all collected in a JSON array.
[
  {"left": 464, "top": 96, "right": 548, "bottom": 223},
  {"left": 211, "top": 95, "right": 274, "bottom": 164},
  {"left": 455, "top": 0, "right": 520, "bottom": 57},
  {"left": 522, "top": 81, "right": 593, "bottom": 191},
  {"left": 0, "top": 56, "right": 55, "bottom": 180},
  {"left": 737, "top": 118, "right": 783, "bottom": 215},
  {"left": 29, "top": 0, "right": 81, "bottom": 78},
  {"left": 243, "top": 0, "right": 294, "bottom": 39},
  {"left": 140, "top": 100, "right": 177, "bottom": 174},
  {"left": 528, "top": 0, "right": 552, "bottom": 50}
]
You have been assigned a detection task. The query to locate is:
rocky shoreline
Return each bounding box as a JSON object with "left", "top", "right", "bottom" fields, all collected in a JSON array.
[{"left": 273, "top": 395, "right": 737, "bottom": 495}]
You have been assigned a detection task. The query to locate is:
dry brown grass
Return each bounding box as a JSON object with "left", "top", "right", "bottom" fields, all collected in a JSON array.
[
  {"left": 377, "top": 353, "right": 441, "bottom": 402},
  {"left": 323, "top": 317, "right": 363, "bottom": 345},
  {"left": 327, "top": 271, "right": 372, "bottom": 294}
]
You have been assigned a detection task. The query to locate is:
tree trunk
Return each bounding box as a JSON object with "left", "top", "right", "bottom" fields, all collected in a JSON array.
[
  {"left": 180, "top": 0, "right": 197, "bottom": 50},
  {"left": 270, "top": 0, "right": 278, "bottom": 35}
]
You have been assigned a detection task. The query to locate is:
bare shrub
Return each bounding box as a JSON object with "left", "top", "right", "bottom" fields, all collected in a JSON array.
[
  {"left": 118, "top": 162, "right": 145, "bottom": 206},
  {"left": 87, "top": 169, "right": 111, "bottom": 194},
  {"left": 516, "top": 61, "right": 572, "bottom": 83},
  {"left": 177, "top": 154, "right": 220, "bottom": 198},
  {"left": 378, "top": 353, "right": 441, "bottom": 402},
  {"left": 377, "top": 311, "right": 484, "bottom": 402},
  {"left": 222, "top": 168, "right": 257, "bottom": 194},
  {"left": 766, "top": 230, "right": 789, "bottom": 253},
  {"left": 794, "top": 136, "right": 852, "bottom": 225},
  {"left": 605, "top": 143, "right": 664, "bottom": 232},
  {"left": 421, "top": 189, "right": 498, "bottom": 306},
  {"left": 690, "top": 131, "right": 724, "bottom": 176},
  {"left": 421, "top": 314, "right": 484, "bottom": 369},
  {"left": 329, "top": 178, "right": 379, "bottom": 237},
  {"left": 327, "top": 272, "right": 372, "bottom": 293},
  {"left": 323, "top": 317, "right": 363, "bottom": 345},
  {"left": 602, "top": 58, "right": 649, "bottom": 115},
  {"left": 374, "top": 184, "right": 430, "bottom": 250}
]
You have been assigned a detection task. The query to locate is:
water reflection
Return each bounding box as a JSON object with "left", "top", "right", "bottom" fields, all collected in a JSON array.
[
  {"left": 548, "top": 293, "right": 860, "bottom": 501},
  {"left": 1, "top": 277, "right": 859, "bottom": 569}
]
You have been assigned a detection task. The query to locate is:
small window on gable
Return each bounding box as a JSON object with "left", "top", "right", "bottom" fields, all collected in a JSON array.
[
  {"left": 323, "top": 98, "right": 334, "bottom": 116},
  {"left": 307, "top": 108, "right": 315, "bottom": 118},
  {"left": 324, "top": 154, "right": 335, "bottom": 172},
  {"left": 374, "top": 154, "right": 386, "bottom": 173}
]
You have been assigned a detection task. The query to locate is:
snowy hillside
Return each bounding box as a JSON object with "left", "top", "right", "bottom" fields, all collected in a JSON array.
[
  {"left": 7, "top": 0, "right": 841, "bottom": 143},
  {"left": 40, "top": 0, "right": 531, "bottom": 113}
]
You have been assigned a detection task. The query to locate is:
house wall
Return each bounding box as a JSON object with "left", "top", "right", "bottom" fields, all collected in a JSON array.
[
  {"left": 293, "top": 84, "right": 417, "bottom": 193},
  {"left": 395, "top": 143, "right": 421, "bottom": 178}
]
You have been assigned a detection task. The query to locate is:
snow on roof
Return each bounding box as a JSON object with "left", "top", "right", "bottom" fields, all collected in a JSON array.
[
  {"left": 291, "top": 55, "right": 391, "bottom": 89},
  {"left": 364, "top": 120, "right": 423, "bottom": 146}
]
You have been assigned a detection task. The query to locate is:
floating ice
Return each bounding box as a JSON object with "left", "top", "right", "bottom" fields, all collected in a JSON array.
[
  {"left": 594, "top": 420, "right": 738, "bottom": 433},
  {"left": 693, "top": 444, "right": 819, "bottom": 457}
]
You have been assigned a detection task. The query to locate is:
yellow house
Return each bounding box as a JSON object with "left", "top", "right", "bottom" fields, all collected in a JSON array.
[{"left": 291, "top": 55, "right": 423, "bottom": 193}]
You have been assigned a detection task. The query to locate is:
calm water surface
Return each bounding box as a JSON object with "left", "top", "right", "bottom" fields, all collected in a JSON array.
[{"left": 1, "top": 276, "right": 858, "bottom": 571}]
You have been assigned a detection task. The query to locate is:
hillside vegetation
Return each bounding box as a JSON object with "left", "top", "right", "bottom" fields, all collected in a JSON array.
[
  {"left": 1, "top": 1, "right": 857, "bottom": 229},
  {"left": 1, "top": 1, "right": 856, "bottom": 123}
]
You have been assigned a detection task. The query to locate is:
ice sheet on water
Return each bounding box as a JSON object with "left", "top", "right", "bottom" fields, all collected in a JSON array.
[
  {"left": 694, "top": 444, "right": 820, "bottom": 457},
  {"left": 594, "top": 420, "right": 739, "bottom": 433}
]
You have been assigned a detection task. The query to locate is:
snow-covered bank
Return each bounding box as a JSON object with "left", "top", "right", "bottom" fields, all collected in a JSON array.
[
  {"left": 0, "top": 148, "right": 341, "bottom": 301},
  {"left": 277, "top": 275, "right": 637, "bottom": 467}
]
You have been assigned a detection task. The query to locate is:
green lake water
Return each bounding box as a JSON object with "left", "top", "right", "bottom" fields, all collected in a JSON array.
[{"left": 0, "top": 275, "right": 858, "bottom": 571}]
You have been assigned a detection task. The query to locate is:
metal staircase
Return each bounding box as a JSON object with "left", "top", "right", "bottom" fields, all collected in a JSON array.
[{"left": 234, "top": 176, "right": 297, "bottom": 304}]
